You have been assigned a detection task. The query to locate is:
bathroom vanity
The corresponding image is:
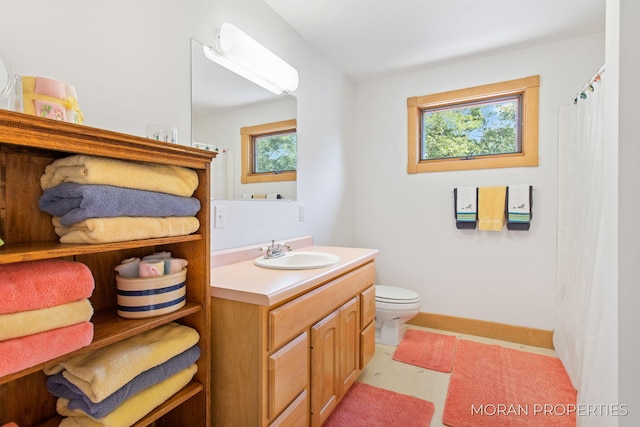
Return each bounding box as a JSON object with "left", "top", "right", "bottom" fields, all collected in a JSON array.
[{"left": 210, "top": 241, "right": 378, "bottom": 426}]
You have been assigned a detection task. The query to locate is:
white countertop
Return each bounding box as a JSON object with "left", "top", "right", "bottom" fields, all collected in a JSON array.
[{"left": 210, "top": 245, "right": 379, "bottom": 307}]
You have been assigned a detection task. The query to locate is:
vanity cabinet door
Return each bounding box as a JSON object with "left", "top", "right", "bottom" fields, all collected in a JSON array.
[
  {"left": 268, "top": 332, "right": 309, "bottom": 422},
  {"left": 310, "top": 310, "right": 340, "bottom": 427},
  {"left": 339, "top": 296, "right": 360, "bottom": 396}
]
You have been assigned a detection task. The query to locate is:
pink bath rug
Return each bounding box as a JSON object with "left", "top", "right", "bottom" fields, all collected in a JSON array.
[
  {"left": 443, "top": 339, "right": 577, "bottom": 426},
  {"left": 324, "top": 382, "right": 434, "bottom": 427},
  {"left": 393, "top": 329, "right": 458, "bottom": 372}
]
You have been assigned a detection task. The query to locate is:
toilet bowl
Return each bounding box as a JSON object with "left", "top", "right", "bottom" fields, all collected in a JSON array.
[{"left": 375, "top": 285, "right": 421, "bottom": 346}]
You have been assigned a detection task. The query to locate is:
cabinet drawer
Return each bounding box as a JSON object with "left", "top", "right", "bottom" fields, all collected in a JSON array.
[
  {"left": 268, "top": 332, "right": 308, "bottom": 421},
  {"left": 360, "top": 285, "right": 375, "bottom": 330},
  {"left": 360, "top": 321, "right": 375, "bottom": 369},
  {"left": 269, "top": 390, "right": 308, "bottom": 427},
  {"left": 269, "top": 262, "right": 376, "bottom": 351}
]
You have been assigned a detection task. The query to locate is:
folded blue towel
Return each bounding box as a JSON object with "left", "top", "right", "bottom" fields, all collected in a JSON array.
[
  {"left": 39, "top": 183, "right": 201, "bottom": 226},
  {"left": 46, "top": 344, "right": 200, "bottom": 418}
]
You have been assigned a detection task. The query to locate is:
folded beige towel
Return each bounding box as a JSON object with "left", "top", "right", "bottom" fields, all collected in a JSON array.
[
  {"left": 57, "top": 364, "right": 198, "bottom": 427},
  {"left": 53, "top": 216, "right": 200, "bottom": 244},
  {"left": 478, "top": 186, "right": 506, "bottom": 231},
  {"left": 0, "top": 299, "right": 93, "bottom": 341},
  {"left": 44, "top": 322, "right": 199, "bottom": 403},
  {"left": 40, "top": 155, "right": 199, "bottom": 197}
]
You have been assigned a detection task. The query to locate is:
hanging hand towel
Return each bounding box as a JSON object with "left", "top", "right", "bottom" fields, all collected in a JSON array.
[
  {"left": 507, "top": 185, "right": 533, "bottom": 230},
  {"left": 478, "top": 186, "right": 506, "bottom": 231},
  {"left": 454, "top": 187, "right": 477, "bottom": 229}
]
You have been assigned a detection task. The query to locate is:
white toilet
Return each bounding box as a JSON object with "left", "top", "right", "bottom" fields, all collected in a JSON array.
[{"left": 375, "top": 285, "right": 421, "bottom": 346}]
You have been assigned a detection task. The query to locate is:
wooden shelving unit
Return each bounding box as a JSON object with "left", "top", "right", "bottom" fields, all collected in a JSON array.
[{"left": 0, "top": 110, "right": 214, "bottom": 427}]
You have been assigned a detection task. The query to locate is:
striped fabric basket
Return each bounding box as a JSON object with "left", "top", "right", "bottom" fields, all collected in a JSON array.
[{"left": 116, "top": 268, "right": 187, "bottom": 319}]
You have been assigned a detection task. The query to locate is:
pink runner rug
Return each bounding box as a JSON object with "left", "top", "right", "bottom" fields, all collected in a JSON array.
[
  {"left": 324, "top": 382, "right": 435, "bottom": 427},
  {"left": 443, "top": 340, "right": 577, "bottom": 426},
  {"left": 393, "top": 329, "right": 458, "bottom": 372}
]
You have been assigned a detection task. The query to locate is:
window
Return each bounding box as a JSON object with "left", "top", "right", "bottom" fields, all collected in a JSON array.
[
  {"left": 407, "top": 76, "right": 539, "bottom": 173},
  {"left": 241, "top": 119, "right": 297, "bottom": 183}
]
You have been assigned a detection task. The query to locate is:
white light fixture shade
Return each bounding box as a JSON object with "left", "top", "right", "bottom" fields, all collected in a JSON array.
[
  {"left": 202, "top": 45, "right": 283, "bottom": 95},
  {"left": 209, "top": 23, "right": 299, "bottom": 95}
]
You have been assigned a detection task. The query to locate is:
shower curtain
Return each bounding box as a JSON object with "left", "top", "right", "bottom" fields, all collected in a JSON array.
[
  {"left": 555, "top": 70, "right": 606, "bottom": 416},
  {"left": 211, "top": 148, "right": 234, "bottom": 200}
]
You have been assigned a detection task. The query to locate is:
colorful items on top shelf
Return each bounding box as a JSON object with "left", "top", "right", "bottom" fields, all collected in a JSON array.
[{"left": 18, "top": 76, "right": 84, "bottom": 124}]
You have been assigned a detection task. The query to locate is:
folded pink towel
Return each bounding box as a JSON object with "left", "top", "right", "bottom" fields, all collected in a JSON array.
[
  {"left": 0, "top": 322, "right": 93, "bottom": 377},
  {"left": 0, "top": 260, "right": 95, "bottom": 314}
]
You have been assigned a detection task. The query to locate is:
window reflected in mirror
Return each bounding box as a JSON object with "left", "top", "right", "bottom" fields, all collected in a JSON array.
[{"left": 191, "top": 38, "right": 298, "bottom": 201}]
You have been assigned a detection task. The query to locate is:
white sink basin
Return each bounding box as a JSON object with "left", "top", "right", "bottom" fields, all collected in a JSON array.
[{"left": 254, "top": 251, "right": 340, "bottom": 270}]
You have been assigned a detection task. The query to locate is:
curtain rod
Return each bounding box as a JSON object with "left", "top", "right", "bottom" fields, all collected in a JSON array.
[{"left": 573, "top": 65, "right": 605, "bottom": 104}]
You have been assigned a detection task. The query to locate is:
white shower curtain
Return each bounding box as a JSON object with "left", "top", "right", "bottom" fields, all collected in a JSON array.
[
  {"left": 555, "top": 72, "right": 606, "bottom": 414},
  {"left": 211, "top": 149, "right": 234, "bottom": 200}
]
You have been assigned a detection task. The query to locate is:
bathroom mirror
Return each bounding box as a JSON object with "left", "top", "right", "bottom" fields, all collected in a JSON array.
[{"left": 191, "top": 38, "right": 297, "bottom": 201}]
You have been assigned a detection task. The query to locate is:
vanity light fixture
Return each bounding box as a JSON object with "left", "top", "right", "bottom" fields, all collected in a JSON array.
[{"left": 203, "top": 23, "right": 299, "bottom": 95}]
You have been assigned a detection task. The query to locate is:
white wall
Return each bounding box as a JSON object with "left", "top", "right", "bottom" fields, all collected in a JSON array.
[
  {"left": 353, "top": 34, "right": 605, "bottom": 331},
  {"left": 0, "top": 0, "right": 357, "bottom": 251},
  {"left": 616, "top": 0, "right": 640, "bottom": 423}
]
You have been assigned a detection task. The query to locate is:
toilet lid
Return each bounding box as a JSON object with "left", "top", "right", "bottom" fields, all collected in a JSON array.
[{"left": 375, "top": 285, "right": 421, "bottom": 304}]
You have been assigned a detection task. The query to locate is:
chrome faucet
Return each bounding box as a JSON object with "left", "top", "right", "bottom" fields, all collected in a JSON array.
[{"left": 260, "top": 240, "right": 291, "bottom": 259}]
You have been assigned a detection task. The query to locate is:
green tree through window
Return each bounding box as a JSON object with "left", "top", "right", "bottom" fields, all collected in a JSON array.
[
  {"left": 421, "top": 97, "right": 519, "bottom": 160},
  {"left": 254, "top": 131, "right": 297, "bottom": 174},
  {"left": 241, "top": 118, "right": 296, "bottom": 184}
]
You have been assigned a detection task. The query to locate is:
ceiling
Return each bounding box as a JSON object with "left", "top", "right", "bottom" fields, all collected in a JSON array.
[{"left": 264, "top": 0, "right": 606, "bottom": 82}]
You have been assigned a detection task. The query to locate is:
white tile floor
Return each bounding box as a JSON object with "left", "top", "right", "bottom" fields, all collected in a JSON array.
[{"left": 357, "top": 325, "right": 557, "bottom": 427}]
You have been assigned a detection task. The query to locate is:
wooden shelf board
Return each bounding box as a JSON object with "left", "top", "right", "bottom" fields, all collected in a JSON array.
[
  {"left": 35, "top": 382, "right": 204, "bottom": 427},
  {"left": 0, "top": 235, "right": 204, "bottom": 264}
]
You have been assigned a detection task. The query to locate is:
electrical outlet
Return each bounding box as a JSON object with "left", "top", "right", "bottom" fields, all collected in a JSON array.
[
  {"left": 299, "top": 205, "right": 305, "bottom": 222},
  {"left": 214, "top": 206, "right": 226, "bottom": 228}
]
